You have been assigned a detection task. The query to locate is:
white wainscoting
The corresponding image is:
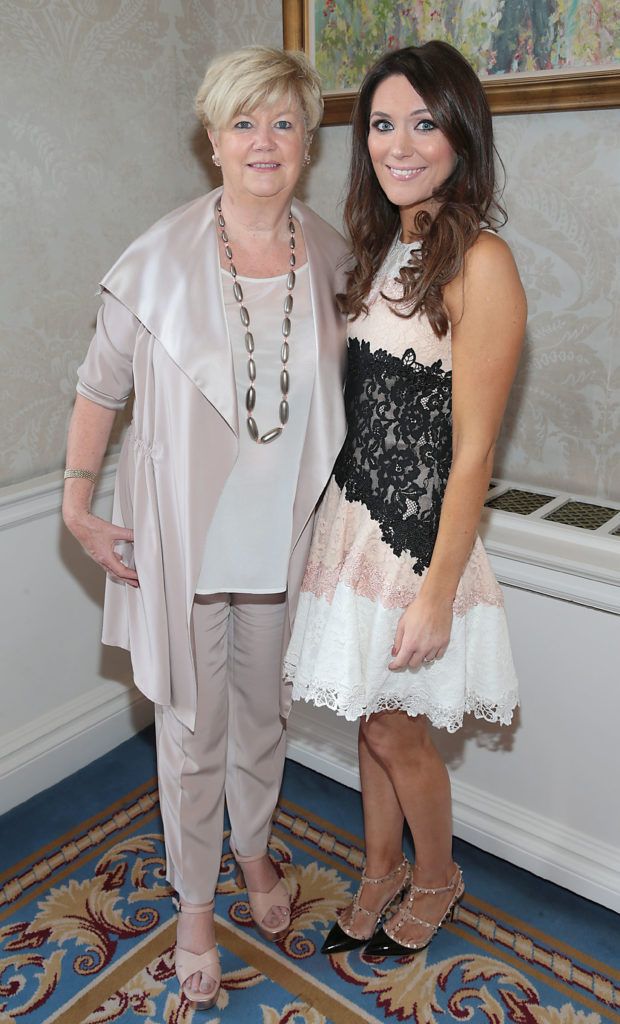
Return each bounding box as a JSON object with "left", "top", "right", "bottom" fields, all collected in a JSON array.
[
  {"left": 286, "top": 702, "right": 620, "bottom": 913},
  {"left": 0, "top": 680, "right": 153, "bottom": 815},
  {"left": 284, "top": 506, "right": 620, "bottom": 912},
  {"left": 0, "top": 460, "right": 154, "bottom": 815},
  {"left": 1, "top": 466, "right": 618, "bottom": 913}
]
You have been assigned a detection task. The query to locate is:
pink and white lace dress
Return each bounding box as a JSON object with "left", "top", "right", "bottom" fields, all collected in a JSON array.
[{"left": 284, "top": 239, "right": 519, "bottom": 733}]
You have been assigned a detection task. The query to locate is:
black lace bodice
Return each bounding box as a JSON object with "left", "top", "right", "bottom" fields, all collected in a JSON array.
[{"left": 333, "top": 337, "right": 452, "bottom": 574}]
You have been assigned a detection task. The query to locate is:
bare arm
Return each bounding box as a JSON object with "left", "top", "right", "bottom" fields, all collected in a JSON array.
[
  {"left": 63, "top": 394, "right": 138, "bottom": 586},
  {"left": 390, "top": 232, "right": 526, "bottom": 669},
  {"left": 63, "top": 293, "right": 139, "bottom": 585}
]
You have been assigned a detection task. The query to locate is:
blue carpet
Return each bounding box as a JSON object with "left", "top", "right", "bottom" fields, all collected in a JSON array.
[{"left": 0, "top": 728, "right": 618, "bottom": 1023}]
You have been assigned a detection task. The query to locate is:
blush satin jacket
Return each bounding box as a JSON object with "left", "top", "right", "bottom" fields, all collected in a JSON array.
[{"left": 77, "top": 188, "right": 349, "bottom": 730}]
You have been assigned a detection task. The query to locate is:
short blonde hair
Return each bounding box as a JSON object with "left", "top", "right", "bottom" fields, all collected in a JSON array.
[{"left": 195, "top": 46, "right": 323, "bottom": 135}]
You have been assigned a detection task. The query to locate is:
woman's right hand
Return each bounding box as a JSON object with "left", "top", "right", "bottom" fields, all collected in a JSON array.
[{"left": 65, "top": 511, "right": 139, "bottom": 587}]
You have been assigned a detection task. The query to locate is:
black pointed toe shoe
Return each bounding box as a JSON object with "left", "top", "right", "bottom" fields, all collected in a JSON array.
[
  {"left": 364, "top": 924, "right": 407, "bottom": 957},
  {"left": 321, "top": 920, "right": 368, "bottom": 954},
  {"left": 320, "top": 856, "right": 410, "bottom": 955},
  {"left": 365, "top": 864, "right": 464, "bottom": 957}
]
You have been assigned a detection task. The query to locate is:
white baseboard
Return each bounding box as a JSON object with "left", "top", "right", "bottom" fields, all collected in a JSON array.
[
  {"left": 0, "top": 682, "right": 154, "bottom": 815},
  {"left": 286, "top": 705, "right": 620, "bottom": 913},
  {"left": 449, "top": 779, "right": 620, "bottom": 911},
  {"left": 4, "top": 684, "right": 618, "bottom": 913},
  {"left": 1, "top": 466, "right": 617, "bottom": 910}
]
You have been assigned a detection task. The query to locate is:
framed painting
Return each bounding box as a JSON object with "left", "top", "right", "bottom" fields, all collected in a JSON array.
[{"left": 282, "top": 0, "right": 620, "bottom": 122}]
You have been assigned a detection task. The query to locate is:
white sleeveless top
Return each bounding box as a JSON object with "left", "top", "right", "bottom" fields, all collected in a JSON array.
[{"left": 196, "top": 263, "right": 315, "bottom": 594}]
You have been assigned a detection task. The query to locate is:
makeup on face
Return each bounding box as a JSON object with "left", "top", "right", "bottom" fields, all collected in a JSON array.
[
  {"left": 209, "top": 102, "right": 307, "bottom": 201},
  {"left": 368, "top": 74, "right": 456, "bottom": 226}
]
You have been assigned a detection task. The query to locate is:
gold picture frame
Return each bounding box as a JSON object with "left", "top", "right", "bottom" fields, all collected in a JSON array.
[{"left": 283, "top": 0, "right": 620, "bottom": 123}]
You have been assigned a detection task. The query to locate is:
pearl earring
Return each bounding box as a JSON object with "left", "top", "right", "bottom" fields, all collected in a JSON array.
[
  {"left": 212, "top": 154, "right": 221, "bottom": 167},
  {"left": 304, "top": 154, "right": 311, "bottom": 166}
]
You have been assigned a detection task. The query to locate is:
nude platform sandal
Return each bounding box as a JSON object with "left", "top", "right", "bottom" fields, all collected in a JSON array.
[
  {"left": 174, "top": 899, "right": 221, "bottom": 1009},
  {"left": 230, "top": 839, "right": 291, "bottom": 942}
]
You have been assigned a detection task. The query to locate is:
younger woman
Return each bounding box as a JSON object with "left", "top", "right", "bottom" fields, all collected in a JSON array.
[{"left": 285, "top": 42, "right": 526, "bottom": 955}]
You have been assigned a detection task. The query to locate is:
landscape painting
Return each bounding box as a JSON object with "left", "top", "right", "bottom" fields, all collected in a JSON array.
[{"left": 309, "top": 0, "right": 619, "bottom": 93}]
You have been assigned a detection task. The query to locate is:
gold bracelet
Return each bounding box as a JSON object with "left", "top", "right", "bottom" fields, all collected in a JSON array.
[{"left": 64, "top": 468, "right": 98, "bottom": 483}]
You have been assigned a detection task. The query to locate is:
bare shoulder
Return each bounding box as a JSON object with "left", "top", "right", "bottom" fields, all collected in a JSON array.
[
  {"left": 445, "top": 230, "right": 526, "bottom": 325},
  {"left": 466, "top": 230, "right": 520, "bottom": 279}
]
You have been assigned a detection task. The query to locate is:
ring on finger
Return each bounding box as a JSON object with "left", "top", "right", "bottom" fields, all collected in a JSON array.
[{"left": 424, "top": 656, "right": 435, "bottom": 664}]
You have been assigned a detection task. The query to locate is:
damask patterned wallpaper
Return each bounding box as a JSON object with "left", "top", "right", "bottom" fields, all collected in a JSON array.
[
  {"left": 494, "top": 112, "right": 619, "bottom": 502},
  {"left": 304, "top": 113, "right": 620, "bottom": 505},
  {"left": 0, "top": 0, "right": 281, "bottom": 485},
  {"left": 1, "top": 1, "right": 619, "bottom": 501}
]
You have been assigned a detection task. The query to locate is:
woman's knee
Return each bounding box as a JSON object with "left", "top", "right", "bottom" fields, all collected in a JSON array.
[{"left": 361, "top": 712, "right": 432, "bottom": 768}]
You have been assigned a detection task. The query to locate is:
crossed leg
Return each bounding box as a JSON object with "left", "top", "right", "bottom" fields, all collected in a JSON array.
[{"left": 352, "top": 710, "right": 459, "bottom": 946}]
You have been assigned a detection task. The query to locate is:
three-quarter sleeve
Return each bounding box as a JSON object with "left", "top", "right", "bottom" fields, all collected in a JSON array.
[{"left": 76, "top": 291, "right": 138, "bottom": 410}]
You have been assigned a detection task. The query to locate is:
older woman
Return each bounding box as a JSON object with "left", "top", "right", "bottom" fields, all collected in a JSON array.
[{"left": 62, "top": 47, "right": 347, "bottom": 1009}]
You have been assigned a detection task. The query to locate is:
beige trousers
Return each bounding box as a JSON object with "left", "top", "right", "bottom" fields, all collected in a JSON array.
[{"left": 154, "top": 592, "right": 288, "bottom": 903}]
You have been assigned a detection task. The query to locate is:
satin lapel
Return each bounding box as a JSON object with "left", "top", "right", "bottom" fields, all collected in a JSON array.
[
  {"left": 176, "top": 190, "right": 238, "bottom": 436},
  {"left": 101, "top": 187, "right": 238, "bottom": 437},
  {"left": 289, "top": 201, "right": 348, "bottom": 551}
]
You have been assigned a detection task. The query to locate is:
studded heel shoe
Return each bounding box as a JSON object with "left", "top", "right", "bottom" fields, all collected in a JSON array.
[
  {"left": 365, "top": 864, "right": 464, "bottom": 956},
  {"left": 321, "top": 856, "right": 411, "bottom": 954}
]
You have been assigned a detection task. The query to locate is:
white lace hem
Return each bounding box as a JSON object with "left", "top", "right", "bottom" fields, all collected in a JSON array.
[
  {"left": 284, "top": 587, "right": 519, "bottom": 734},
  {"left": 287, "top": 682, "right": 518, "bottom": 733}
]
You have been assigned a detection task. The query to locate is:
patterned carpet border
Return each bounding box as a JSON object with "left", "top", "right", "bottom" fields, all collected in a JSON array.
[
  {"left": 0, "top": 781, "right": 159, "bottom": 912},
  {"left": 1, "top": 774, "right": 618, "bottom": 1023},
  {"left": 271, "top": 805, "right": 620, "bottom": 1018}
]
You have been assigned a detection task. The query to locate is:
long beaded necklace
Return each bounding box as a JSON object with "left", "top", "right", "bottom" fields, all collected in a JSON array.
[{"left": 216, "top": 200, "right": 296, "bottom": 445}]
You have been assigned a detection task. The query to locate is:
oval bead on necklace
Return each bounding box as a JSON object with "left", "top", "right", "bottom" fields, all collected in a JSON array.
[
  {"left": 261, "top": 427, "right": 283, "bottom": 444},
  {"left": 216, "top": 199, "right": 296, "bottom": 445}
]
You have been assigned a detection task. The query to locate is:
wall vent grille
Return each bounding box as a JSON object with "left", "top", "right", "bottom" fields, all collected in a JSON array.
[
  {"left": 543, "top": 501, "right": 618, "bottom": 531},
  {"left": 486, "top": 489, "right": 554, "bottom": 516},
  {"left": 484, "top": 484, "right": 620, "bottom": 538}
]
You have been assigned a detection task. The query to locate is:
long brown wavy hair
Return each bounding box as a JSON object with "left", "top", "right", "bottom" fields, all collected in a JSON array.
[{"left": 341, "top": 41, "right": 506, "bottom": 337}]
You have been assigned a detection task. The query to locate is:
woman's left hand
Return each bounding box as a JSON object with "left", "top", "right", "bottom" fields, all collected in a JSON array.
[{"left": 388, "top": 594, "right": 453, "bottom": 670}]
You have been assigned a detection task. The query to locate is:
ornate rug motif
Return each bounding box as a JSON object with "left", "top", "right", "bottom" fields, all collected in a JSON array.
[{"left": 1, "top": 778, "right": 618, "bottom": 1023}]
